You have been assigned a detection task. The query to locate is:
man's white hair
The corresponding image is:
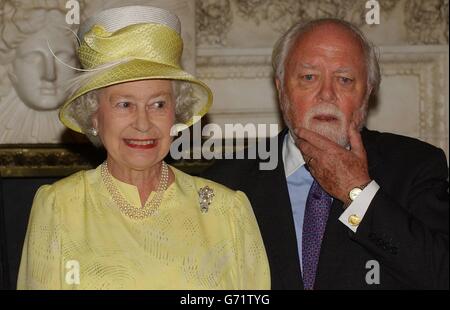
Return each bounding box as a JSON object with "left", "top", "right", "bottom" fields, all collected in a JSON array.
[{"left": 272, "top": 18, "right": 381, "bottom": 104}]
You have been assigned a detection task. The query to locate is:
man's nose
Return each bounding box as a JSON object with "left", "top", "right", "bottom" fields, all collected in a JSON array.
[
  {"left": 318, "top": 78, "right": 337, "bottom": 103},
  {"left": 42, "top": 56, "right": 57, "bottom": 82}
]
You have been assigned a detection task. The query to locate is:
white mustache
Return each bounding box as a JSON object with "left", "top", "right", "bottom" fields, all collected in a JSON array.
[
  {"left": 304, "top": 104, "right": 345, "bottom": 122},
  {"left": 303, "top": 103, "right": 349, "bottom": 146}
]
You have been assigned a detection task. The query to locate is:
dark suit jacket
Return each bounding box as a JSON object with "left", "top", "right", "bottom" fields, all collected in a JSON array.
[{"left": 202, "top": 128, "right": 449, "bottom": 289}]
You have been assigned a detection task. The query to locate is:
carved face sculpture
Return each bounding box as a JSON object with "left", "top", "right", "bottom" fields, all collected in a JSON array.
[{"left": 10, "top": 24, "right": 76, "bottom": 111}]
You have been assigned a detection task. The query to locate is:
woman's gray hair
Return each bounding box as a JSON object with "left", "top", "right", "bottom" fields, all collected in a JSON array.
[
  {"left": 66, "top": 75, "right": 197, "bottom": 146},
  {"left": 272, "top": 18, "right": 381, "bottom": 98}
]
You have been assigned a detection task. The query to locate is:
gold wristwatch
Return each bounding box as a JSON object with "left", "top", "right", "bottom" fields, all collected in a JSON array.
[
  {"left": 345, "top": 181, "right": 371, "bottom": 207},
  {"left": 348, "top": 181, "right": 372, "bottom": 202}
]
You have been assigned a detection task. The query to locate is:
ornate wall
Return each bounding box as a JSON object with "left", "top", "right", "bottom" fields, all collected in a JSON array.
[
  {"left": 196, "top": 0, "right": 449, "bottom": 157},
  {"left": 0, "top": 0, "right": 448, "bottom": 158}
]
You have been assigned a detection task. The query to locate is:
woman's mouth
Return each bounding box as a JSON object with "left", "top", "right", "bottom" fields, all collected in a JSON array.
[{"left": 124, "top": 139, "right": 158, "bottom": 149}]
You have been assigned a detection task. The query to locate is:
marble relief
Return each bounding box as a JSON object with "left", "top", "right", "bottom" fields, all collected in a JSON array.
[{"left": 0, "top": 0, "right": 90, "bottom": 144}]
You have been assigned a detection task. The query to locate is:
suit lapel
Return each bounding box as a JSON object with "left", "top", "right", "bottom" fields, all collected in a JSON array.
[
  {"left": 361, "top": 128, "right": 380, "bottom": 172},
  {"left": 315, "top": 198, "right": 347, "bottom": 289},
  {"left": 249, "top": 129, "right": 303, "bottom": 289}
]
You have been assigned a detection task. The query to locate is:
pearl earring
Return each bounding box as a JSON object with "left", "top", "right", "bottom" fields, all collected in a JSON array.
[{"left": 91, "top": 128, "right": 98, "bottom": 136}]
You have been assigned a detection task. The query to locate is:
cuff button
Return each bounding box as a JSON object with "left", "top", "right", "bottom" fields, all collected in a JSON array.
[{"left": 348, "top": 214, "right": 361, "bottom": 226}]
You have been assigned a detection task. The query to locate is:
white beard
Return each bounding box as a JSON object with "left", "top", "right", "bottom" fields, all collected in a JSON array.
[
  {"left": 280, "top": 88, "right": 370, "bottom": 148},
  {"left": 281, "top": 95, "right": 349, "bottom": 147},
  {"left": 303, "top": 103, "right": 349, "bottom": 147}
]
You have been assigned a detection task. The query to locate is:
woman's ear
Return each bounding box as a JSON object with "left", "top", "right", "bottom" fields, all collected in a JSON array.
[{"left": 91, "top": 112, "right": 99, "bottom": 130}]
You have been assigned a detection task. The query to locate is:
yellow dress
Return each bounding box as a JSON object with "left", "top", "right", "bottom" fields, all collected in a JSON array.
[{"left": 17, "top": 164, "right": 270, "bottom": 290}]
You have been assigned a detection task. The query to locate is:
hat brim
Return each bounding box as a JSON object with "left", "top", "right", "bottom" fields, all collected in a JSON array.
[{"left": 59, "top": 59, "right": 213, "bottom": 133}]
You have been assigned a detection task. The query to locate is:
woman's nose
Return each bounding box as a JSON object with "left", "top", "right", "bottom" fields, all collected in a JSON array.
[{"left": 134, "top": 107, "right": 152, "bottom": 132}]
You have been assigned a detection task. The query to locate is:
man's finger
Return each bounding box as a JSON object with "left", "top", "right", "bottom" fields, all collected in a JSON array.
[
  {"left": 295, "top": 127, "right": 342, "bottom": 151},
  {"left": 348, "top": 123, "right": 365, "bottom": 157},
  {"left": 296, "top": 139, "right": 321, "bottom": 160}
]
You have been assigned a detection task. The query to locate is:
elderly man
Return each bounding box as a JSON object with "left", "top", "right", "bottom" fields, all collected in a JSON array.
[{"left": 203, "top": 18, "right": 449, "bottom": 289}]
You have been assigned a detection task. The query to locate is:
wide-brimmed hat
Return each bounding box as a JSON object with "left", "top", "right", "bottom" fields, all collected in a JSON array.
[{"left": 59, "top": 5, "right": 212, "bottom": 133}]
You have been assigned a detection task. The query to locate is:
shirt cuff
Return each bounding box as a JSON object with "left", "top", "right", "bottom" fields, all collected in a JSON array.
[{"left": 338, "top": 180, "right": 380, "bottom": 232}]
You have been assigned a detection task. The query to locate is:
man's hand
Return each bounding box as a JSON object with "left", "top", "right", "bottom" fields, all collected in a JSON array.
[{"left": 293, "top": 124, "right": 371, "bottom": 203}]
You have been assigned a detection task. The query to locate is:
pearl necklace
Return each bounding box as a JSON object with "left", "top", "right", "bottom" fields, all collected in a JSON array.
[{"left": 100, "top": 161, "right": 169, "bottom": 220}]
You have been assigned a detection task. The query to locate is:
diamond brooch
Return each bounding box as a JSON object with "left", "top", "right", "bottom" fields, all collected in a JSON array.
[{"left": 198, "top": 186, "right": 215, "bottom": 213}]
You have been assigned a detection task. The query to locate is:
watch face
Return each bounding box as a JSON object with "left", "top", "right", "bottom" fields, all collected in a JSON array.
[{"left": 349, "top": 187, "right": 363, "bottom": 201}]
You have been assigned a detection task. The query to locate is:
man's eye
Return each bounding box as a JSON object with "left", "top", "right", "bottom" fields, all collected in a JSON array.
[
  {"left": 303, "top": 74, "right": 315, "bottom": 81},
  {"left": 339, "top": 77, "right": 353, "bottom": 84}
]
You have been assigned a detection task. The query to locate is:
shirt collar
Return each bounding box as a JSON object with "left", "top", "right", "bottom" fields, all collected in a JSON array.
[{"left": 282, "top": 130, "right": 306, "bottom": 178}]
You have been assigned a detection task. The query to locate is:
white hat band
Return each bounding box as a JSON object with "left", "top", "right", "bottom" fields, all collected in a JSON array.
[{"left": 78, "top": 5, "right": 181, "bottom": 41}]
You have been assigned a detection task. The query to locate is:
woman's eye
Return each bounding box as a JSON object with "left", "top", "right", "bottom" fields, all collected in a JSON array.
[
  {"left": 153, "top": 101, "right": 166, "bottom": 109},
  {"left": 117, "top": 102, "right": 131, "bottom": 108}
]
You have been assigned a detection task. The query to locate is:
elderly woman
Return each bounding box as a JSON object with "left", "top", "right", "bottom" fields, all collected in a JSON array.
[{"left": 17, "top": 6, "right": 270, "bottom": 290}]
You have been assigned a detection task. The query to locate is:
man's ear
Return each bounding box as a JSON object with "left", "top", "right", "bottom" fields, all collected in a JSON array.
[
  {"left": 275, "top": 78, "right": 283, "bottom": 102},
  {"left": 275, "top": 78, "right": 281, "bottom": 93},
  {"left": 366, "top": 83, "right": 373, "bottom": 102}
]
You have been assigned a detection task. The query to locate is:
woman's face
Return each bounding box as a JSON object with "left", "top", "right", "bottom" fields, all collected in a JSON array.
[{"left": 93, "top": 79, "right": 176, "bottom": 172}]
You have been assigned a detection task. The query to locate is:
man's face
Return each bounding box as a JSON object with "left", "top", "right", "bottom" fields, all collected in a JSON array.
[{"left": 279, "top": 23, "right": 370, "bottom": 146}]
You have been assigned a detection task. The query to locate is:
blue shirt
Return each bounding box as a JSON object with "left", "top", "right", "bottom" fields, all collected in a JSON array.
[
  {"left": 286, "top": 165, "right": 313, "bottom": 273},
  {"left": 282, "top": 131, "right": 379, "bottom": 274}
]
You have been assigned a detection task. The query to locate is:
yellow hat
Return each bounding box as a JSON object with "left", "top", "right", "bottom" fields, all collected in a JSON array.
[{"left": 59, "top": 6, "right": 212, "bottom": 133}]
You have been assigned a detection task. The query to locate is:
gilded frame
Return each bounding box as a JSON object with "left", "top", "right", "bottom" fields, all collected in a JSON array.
[
  {"left": 0, "top": 144, "right": 103, "bottom": 178},
  {"left": 0, "top": 144, "right": 214, "bottom": 178}
]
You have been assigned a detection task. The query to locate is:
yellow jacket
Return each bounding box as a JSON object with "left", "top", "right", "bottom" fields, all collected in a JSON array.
[{"left": 17, "top": 164, "right": 270, "bottom": 290}]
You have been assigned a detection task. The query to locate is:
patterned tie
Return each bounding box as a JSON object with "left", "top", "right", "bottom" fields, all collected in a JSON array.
[{"left": 302, "top": 180, "right": 333, "bottom": 290}]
